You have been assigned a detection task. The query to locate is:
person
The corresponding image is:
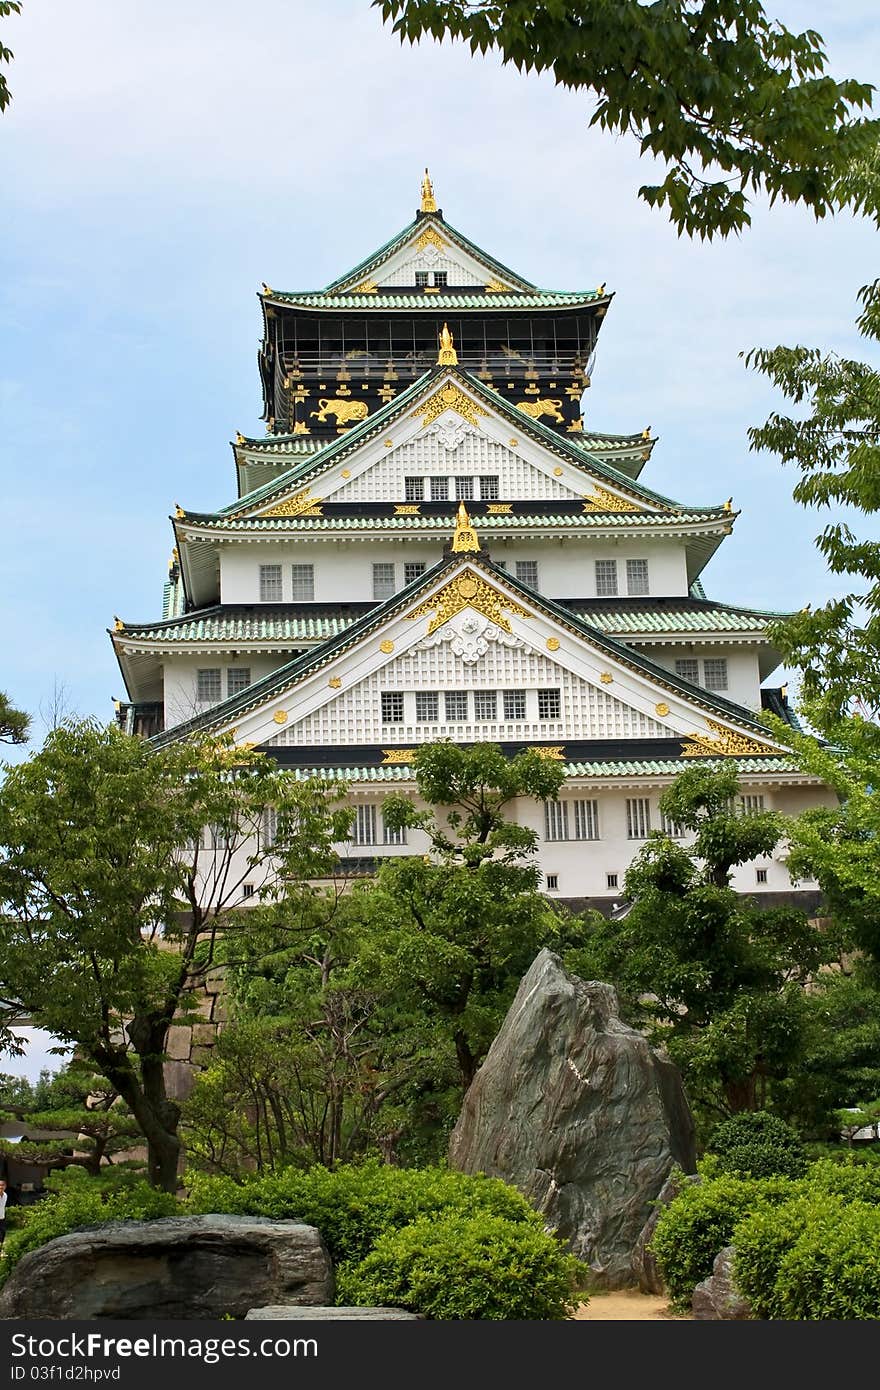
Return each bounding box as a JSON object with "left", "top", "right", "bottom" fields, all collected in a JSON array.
[{"left": 0, "top": 1179, "right": 7, "bottom": 1254}]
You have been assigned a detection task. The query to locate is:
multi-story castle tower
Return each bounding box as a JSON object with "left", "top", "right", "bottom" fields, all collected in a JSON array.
[{"left": 112, "top": 176, "right": 832, "bottom": 907}]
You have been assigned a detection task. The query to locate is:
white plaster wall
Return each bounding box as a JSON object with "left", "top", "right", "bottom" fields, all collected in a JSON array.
[
  {"left": 218, "top": 537, "right": 691, "bottom": 604},
  {"left": 647, "top": 643, "right": 762, "bottom": 710},
  {"left": 163, "top": 654, "right": 283, "bottom": 728}
]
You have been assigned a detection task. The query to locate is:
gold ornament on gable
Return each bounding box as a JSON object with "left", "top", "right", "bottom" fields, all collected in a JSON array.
[
  {"left": 408, "top": 568, "right": 530, "bottom": 636},
  {"left": 382, "top": 748, "right": 417, "bottom": 764},
  {"left": 681, "top": 719, "right": 777, "bottom": 758},
  {"left": 412, "top": 384, "right": 488, "bottom": 430},
  {"left": 582, "top": 487, "right": 642, "bottom": 513},
  {"left": 261, "top": 489, "right": 324, "bottom": 518}
]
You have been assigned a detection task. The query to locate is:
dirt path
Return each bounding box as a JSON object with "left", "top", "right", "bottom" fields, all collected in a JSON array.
[{"left": 574, "top": 1291, "right": 688, "bottom": 1320}]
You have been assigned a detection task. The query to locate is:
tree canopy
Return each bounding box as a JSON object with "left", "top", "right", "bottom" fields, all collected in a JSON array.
[
  {"left": 376, "top": 0, "right": 878, "bottom": 237},
  {"left": 0, "top": 692, "right": 28, "bottom": 746},
  {"left": 0, "top": 2, "right": 21, "bottom": 114}
]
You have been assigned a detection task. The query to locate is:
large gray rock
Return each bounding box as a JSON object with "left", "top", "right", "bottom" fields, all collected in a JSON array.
[
  {"left": 245, "top": 1306, "right": 422, "bottom": 1320},
  {"left": 631, "top": 1172, "right": 701, "bottom": 1294},
  {"left": 0, "top": 1216, "right": 332, "bottom": 1320},
  {"left": 448, "top": 949, "right": 697, "bottom": 1288},
  {"left": 692, "top": 1247, "right": 752, "bottom": 1320}
]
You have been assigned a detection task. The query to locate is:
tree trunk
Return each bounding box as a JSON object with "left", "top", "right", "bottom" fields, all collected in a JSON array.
[{"left": 454, "top": 1029, "right": 478, "bottom": 1090}]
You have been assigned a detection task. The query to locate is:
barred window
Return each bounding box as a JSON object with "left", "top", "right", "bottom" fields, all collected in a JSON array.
[
  {"left": 675, "top": 658, "right": 700, "bottom": 684},
  {"left": 445, "top": 690, "right": 468, "bottom": 721},
  {"left": 353, "top": 804, "right": 377, "bottom": 846},
  {"left": 516, "top": 560, "right": 539, "bottom": 589},
  {"left": 703, "top": 658, "right": 729, "bottom": 691},
  {"left": 479, "top": 475, "right": 500, "bottom": 500},
  {"left": 415, "top": 691, "right": 439, "bottom": 722},
  {"left": 454, "top": 476, "right": 474, "bottom": 500},
  {"left": 260, "top": 807, "right": 278, "bottom": 849},
  {"left": 373, "top": 563, "right": 396, "bottom": 600},
  {"left": 740, "top": 794, "right": 765, "bottom": 814},
  {"left": 474, "top": 689, "right": 497, "bottom": 721},
  {"left": 430, "top": 476, "right": 450, "bottom": 501},
  {"left": 503, "top": 689, "right": 526, "bottom": 720},
  {"left": 546, "top": 874, "right": 559, "bottom": 892},
  {"left": 242, "top": 883, "right": 255, "bottom": 899},
  {"left": 660, "top": 812, "right": 685, "bottom": 838},
  {"left": 433, "top": 271, "right": 448, "bottom": 287},
  {"left": 383, "top": 815, "right": 407, "bottom": 846},
  {"left": 626, "top": 558, "right": 649, "bottom": 596},
  {"left": 404, "top": 562, "right": 426, "bottom": 586},
  {"left": 291, "top": 564, "right": 314, "bottom": 601},
  {"left": 404, "top": 476, "right": 424, "bottom": 502},
  {"left": 259, "top": 563, "right": 283, "bottom": 602},
  {"left": 381, "top": 691, "right": 404, "bottom": 724},
  {"left": 227, "top": 668, "right": 251, "bottom": 697},
  {"left": 197, "top": 669, "right": 222, "bottom": 703},
  {"left": 756, "top": 867, "right": 768, "bottom": 884},
  {"left": 626, "top": 797, "right": 652, "bottom": 839},
  {"left": 415, "top": 271, "right": 429, "bottom": 287},
  {"left": 537, "top": 688, "right": 561, "bottom": 719},
  {"left": 595, "top": 559, "right": 618, "bottom": 596},
  {"left": 545, "top": 800, "right": 569, "bottom": 841},
  {"left": 573, "top": 799, "right": 600, "bottom": 841},
  {"left": 606, "top": 872, "right": 619, "bottom": 890}
]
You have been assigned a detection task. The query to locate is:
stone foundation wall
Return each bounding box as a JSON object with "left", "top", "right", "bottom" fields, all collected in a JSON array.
[{"left": 163, "top": 966, "right": 227, "bottom": 1102}]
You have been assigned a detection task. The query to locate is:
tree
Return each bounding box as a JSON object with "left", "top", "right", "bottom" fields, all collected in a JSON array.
[
  {"left": 0, "top": 720, "right": 352, "bottom": 1191},
  {"left": 569, "top": 763, "right": 838, "bottom": 1119},
  {"left": 0, "top": 1, "right": 20, "bottom": 114},
  {"left": 0, "top": 692, "right": 28, "bottom": 746},
  {"left": 0, "top": 1062, "right": 142, "bottom": 1179},
  {"left": 376, "top": 0, "right": 878, "bottom": 237}
]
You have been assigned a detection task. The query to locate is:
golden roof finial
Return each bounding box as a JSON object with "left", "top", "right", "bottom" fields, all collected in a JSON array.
[
  {"left": 420, "top": 167, "right": 438, "bottom": 214},
  {"left": 113, "top": 616, "right": 125, "bottom": 633},
  {"left": 175, "top": 502, "right": 186, "bottom": 519},
  {"left": 723, "top": 496, "right": 733, "bottom": 512},
  {"left": 641, "top": 425, "right": 652, "bottom": 439},
  {"left": 437, "top": 322, "right": 458, "bottom": 366},
  {"left": 235, "top": 431, "right": 246, "bottom": 445},
  {"left": 451, "top": 500, "right": 480, "bottom": 553}
]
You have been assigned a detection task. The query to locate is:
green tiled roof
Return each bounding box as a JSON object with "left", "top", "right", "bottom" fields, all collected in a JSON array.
[
  {"left": 181, "top": 508, "right": 728, "bottom": 535},
  {"left": 321, "top": 213, "right": 539, "bottom": 294},
  {"left": 235, "top": 426, "right": 652, "bottom": 459},
  {"left": 265, "top": 290, "right": 604, "bottom": 312},
  {"left": 116, "top": 599, "right": 784, "bottom": 648},
  {"left": 207, "top": 370, "right": 717, "bottom": 520},
  {"left": 274, "top": 756, "right": 802, "bottom": 783}
]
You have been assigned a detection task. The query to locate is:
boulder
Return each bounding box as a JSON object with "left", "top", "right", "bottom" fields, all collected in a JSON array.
[
  {"left": 0, "top": 1216, "right": 332, "bottom": 1321},
  {"left": 245, "top": 1306, "right": 422, "bottom": 1320},
  {"left": 692, "top": 1247, "right": 752, "bottom": 1320},
  {"left": 448, "top": 949, "right": 697, "bottom": 1288},
  {"left": 631, "top": 1173, "right": 701, "bottom": 1294}
]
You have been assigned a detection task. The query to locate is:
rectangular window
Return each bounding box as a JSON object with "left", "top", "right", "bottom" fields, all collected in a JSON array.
[
  {"left": 474, "top": 689, "right": 497, "bottom": 721},
  {"left": 383, "top": 816, "right": 406, "bottom": 846},
  {"left": 756, "top": 867, "right": 768, "bottom": 884},
  {"left": 433, "top": 271, "right": 448, "bottom": 287},
  {"left": 626, "top": 797, "right": 652, "bottom": 840},
  {"left": 415, "top": 691, "right": 439, "bottom": 722},
  {"left": 290, "top": 563, "right": 314, "bottom": 601},
  {"left": 415, "top": 271, "right": 429, "bottom": 288},
  {"left": 260, "top": 807, "right": 277, "bottom": 849},
  {"left": 595, "top": 559, "right": 618, "bottom": 596},
  {"left": 538, "top": 688, "right": 561, "bottom": 720},
  {"left": 197, "top": 669, "right": 222, "bottom": 704},
  {"left": 626, "top": 558, "right": 650, "bottom": 596},
  {"left": 740, "top": 794, "right": 765, "bottom": 814},
  {"left": 242, "top": 883, "right": 255, "bottom": 899},
  {"left": 430, "top": 476, "right": 450, "bottom": 501},
  {"left": 573, "top": 799, "right": 600, "bottom": 841},
  {"left": 445, "top": 690, "right": 468, "bottom": 722},
  {"left": 660, "top": 812, "right": 685, "bottom": 838},
  {"left": 606, "top": 872, "right": 619, "bottom": 890},
  {"left": 454, "top": 476, "right": 474, "bottom": 500},
  {"left": 675, "top": 658, "right": 700, "bottom": 684},
  {"left": 503, "top": 689, "right": 526, "bottom": 720},
  {"left": 226, "top": 668, "right": 251, "bottom": 697},
  {"left": 546, "top": 874, "right": 559, "bottom": 892},
  {"left": 479, "top": 475, "right": 500, "bottom": 500},
  {"left": 703, "top": 658, "right": 729, "bottom": 691},
  {"left": 545, "top": 800, "right": 569, "bottom": 841},
  {"left": 353, "top": 804, "right": 377, "bottom": 846},
  {"left": 404, "top": 476, "right": 424, "bottom": 502},
  {"left": 404, "top": 562, "right": 426, "bottom": 586},
  {"left": 259, "top": 563, "right": 283, "bottom": 602},
  {"left": 381, "top": 691, "right": 404, "bottom": 724},
  {"left": 515, "top": 560, "right": 539, "bottom": 589},
  {"left": 495, "top": 560, "right": 507, "bottom": 570},
  {"left": 373, "top": 563, "right": 396, "bottom": 600}
]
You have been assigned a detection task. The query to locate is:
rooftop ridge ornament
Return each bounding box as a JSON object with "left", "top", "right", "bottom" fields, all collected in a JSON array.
[
  {"left": 420, "top": 168, "right": 438, "bottom": 214},
  {"left": 451, "top": 500, "right": 480, "bottom": 553},
  {"left": 437, "top": 322, "right": 458, "bottom": 366}
]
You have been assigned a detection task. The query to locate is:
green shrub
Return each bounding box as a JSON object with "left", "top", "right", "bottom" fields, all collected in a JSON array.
[
  {"left": 650, "top": 1172, "right": 794, "bottom": 1305},
  {"left": 806, "top": 1155, "right": 880, "bottom": 1204},
  {"left": 0, "top": 1180, "right": 179, "bottom": 1286},
  {"left": 734, "top": 1193, "right": 880, "bottom": 1319},
  {"left": 185, "top": 1160, "right": 536, "bottom": 1265},
  {"left": 709, "top": 1112, "right": 808, "bottom": 1180},
  {"left": 336, "top": 1213, "right": 582, "bottom": 1319}
]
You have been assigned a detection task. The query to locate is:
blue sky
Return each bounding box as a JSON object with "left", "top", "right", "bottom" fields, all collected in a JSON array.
[{"left": 1, "top": 2, "right": 879, "bottom": 1072}]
